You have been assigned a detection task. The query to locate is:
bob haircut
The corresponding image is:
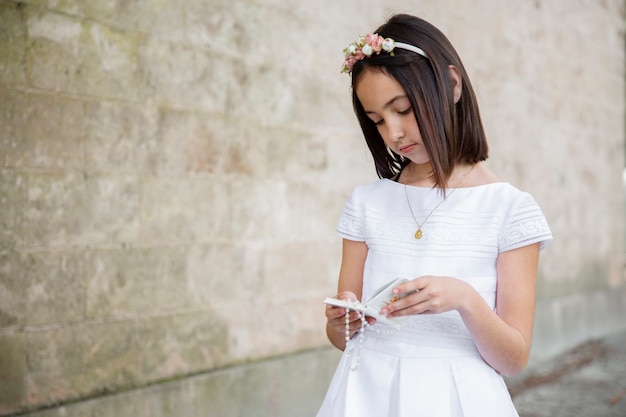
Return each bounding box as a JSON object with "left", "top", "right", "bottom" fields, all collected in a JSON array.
[{"left": 351, "top": 14, "right": 488, "bottom": 188}]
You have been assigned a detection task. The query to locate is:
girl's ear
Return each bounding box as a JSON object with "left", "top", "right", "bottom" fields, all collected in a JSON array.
[{"left": 448, "top": 65, "right": 463, "bottom": 103}]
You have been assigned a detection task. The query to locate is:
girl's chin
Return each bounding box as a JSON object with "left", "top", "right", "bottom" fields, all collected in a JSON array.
[{"left": 404, "top": 156, "right": 431, "bottom": 165}]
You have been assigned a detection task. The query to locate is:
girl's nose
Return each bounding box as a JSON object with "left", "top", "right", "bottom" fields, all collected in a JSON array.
[{"left": 388, "top": 124, "right": 405, "bottom": 142}]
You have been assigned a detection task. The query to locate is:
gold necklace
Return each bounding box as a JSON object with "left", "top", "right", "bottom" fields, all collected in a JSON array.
[{"left": 403, "top": 164, "right": 476, "bottom": 239}]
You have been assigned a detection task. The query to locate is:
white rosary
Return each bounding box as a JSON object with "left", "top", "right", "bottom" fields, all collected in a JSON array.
[
  {"left": 344, "top": 307, "right": 368, "bottom": 370},
  {"left": 343, "top": 306, "right": 398, "bottom": 371}
]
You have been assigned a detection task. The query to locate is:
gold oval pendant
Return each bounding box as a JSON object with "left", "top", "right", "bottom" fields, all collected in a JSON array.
[{"left": 415, "top": 229, "right": 423, "bottom": 239}]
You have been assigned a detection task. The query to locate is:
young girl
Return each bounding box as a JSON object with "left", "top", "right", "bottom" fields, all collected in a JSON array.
[{"left": 317, "top": 14, "right": 552, "bottom": 417}]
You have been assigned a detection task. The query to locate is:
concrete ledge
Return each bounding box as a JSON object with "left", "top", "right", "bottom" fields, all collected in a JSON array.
[{"left": 15, "top": 347, "right": 341, "bottom": 417}]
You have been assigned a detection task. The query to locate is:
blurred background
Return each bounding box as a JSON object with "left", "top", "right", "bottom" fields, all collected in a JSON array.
[{"left": 0, "top": 0, "right": 625, "bottom": 416}]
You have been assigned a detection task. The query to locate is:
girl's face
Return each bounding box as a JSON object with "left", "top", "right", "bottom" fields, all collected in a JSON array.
[{"left": 355, "top": 68, "right": 429, "bottom": 165}]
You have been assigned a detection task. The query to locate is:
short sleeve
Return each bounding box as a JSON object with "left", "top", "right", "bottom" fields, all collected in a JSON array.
[
  {"left": 336, "top": 187, "right": 366, "bottom": 242},
  {"left": 498, "top": 192, "right": 553, "bottom": 252}
]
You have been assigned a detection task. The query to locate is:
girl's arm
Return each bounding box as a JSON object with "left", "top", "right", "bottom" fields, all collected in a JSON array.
[
  {"left": 325, "top": 239, "right": 368, "bottom": 350},
  {"left": 459, "top": 243, "right": 540, "bottom": 375},
  {"left": 384, "top": 243, "right": 540, "bottom": 376}
]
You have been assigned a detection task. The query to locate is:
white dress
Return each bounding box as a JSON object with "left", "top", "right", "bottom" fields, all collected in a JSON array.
[{"left": 316, "top": 179, "right": 553, "bottom": 417}]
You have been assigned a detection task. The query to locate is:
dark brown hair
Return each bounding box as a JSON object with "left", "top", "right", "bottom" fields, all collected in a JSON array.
[{"left": 351, "top": 14, "right": 488, "bottom": 188}]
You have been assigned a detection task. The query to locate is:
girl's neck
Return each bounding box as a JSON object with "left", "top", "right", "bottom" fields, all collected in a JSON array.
[
  {"left": 401, "top": 163, "right": 435, "bottom": 187},
  {"left": 401, "top": 162, "right": 478, "bottom": 188}
]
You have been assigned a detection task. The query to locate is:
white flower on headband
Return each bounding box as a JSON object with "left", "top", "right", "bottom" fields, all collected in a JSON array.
[{"left": 382, "top": 38, "right": 395, "bottom": 52}]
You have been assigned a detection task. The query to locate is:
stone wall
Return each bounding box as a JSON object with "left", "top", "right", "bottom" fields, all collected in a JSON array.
[{"left": 0, "top": 0, "right": 624, "bottom": 416}]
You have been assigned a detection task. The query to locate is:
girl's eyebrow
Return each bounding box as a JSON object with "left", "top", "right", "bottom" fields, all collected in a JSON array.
[{"left": 364, "top": 95, "right": 408, "bottom": 115}]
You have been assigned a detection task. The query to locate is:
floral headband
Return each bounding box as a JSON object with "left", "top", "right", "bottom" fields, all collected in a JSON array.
[{"left": 341, "top": 33, "right": 428, "bottom": 74}]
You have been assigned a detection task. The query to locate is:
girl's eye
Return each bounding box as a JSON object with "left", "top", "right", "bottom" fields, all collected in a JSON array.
[
  {"left": 399, "top": 108, "right": 412, "bottom": 115},
  {"left": 373, "top": 119, "right": 384, "bottom": 126}
]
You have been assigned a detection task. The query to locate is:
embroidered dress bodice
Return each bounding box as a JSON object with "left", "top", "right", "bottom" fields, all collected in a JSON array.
[{"left": 316, "top": 179, "right": 552, "bottom": 417}]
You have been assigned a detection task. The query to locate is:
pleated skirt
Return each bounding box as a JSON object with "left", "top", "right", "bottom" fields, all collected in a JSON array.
[{"left": 316, "top": 331, "right": 519, "bottom": 417}]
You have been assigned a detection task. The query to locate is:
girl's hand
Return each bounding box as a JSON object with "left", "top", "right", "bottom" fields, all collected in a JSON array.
[
  {"left": 325, "top": 291, "right": 374, "bottom": 337},
  {"left": 381, "top": 276, "right": 474, "bottom": 316}
]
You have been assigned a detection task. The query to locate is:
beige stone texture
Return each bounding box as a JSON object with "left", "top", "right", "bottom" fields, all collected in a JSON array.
[
  {"left": 0, "top": 168, "right": 26, "bottom": 250},
  {"left": 26, "top": 9, "right": 141, "bottom": 100},
  {"left": 18, "top": 348, "right": 340, "bottom": 417},
  {"left": 8, "top": 92, "right": 85, "bottom": 169},
  {"left": 0, "top": 333, "right": 26, "bottom": 415},
  {"left": 85, "top": 246, "right": 189, "bottom": 317},
  {"left": 16, "top": 250, "right": 85, "bottom": 326},
  {"left": 83, "top": 101, "right": 159, "bottom": 173},
  {"left": 0, "top": 2, "right": 26, "bottom": 86},
  {"left": 24, "top": 172, "right": 140, "bottom": 247},
  {"left": 0, "top": 251, "right": 25, "bottom": 328},
  {"left": 25, "top": 311, "right": 228, "bottom": 407},
  {"left": 0, "top": 0, "right": 624, "bottom": 415}
]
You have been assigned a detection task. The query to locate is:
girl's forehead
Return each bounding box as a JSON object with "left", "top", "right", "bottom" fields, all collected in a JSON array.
[{"left": 355, "top": 69, "right": 407, "bottom": 108}]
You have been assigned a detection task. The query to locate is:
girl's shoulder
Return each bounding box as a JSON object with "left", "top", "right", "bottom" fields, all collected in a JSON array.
[{"left": 463, "top": 161, "right": 501, "bottom": 188}]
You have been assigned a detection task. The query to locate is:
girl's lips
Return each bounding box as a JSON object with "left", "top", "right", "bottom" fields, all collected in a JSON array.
[{"left": 399, "top": 143, "right": 417, "bottom": 154}]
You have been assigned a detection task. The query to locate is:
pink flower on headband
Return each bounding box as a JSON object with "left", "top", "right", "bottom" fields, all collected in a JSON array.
[
  {"left": 364, "top": 34, "right": 383, "bottom": 53},
  {"left": 341, "top": 33, "right": 396, "bottom": 74}
]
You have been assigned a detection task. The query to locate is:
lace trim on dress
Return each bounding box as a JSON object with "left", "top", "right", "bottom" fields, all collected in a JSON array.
[{"left": 498, "top": 196, "right": 552, "bottom": 251}]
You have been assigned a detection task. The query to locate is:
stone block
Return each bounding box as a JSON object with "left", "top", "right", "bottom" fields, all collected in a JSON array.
[
  {"left": 0, "top": 251, "right": 26, "bottom": 329},
  {"left": 222, "top": 291, "right": 328, "bottom": 361},
  {"left": 291, "top": 72, "right": 356, "bottom": 130},
  {"left": 83, "top": 101, "right": 159, "bottom": 173},
  {"left": 132, "top": 311, "right": 230, "bottom": 381},
  {"left": 0, "top": 88, "right": 26, "bottom": 168},
  {"left": 324, "top": 131, "right": 376, "bottom": 188},
  {"left": 186, "top": 240, "right": 332, "bottom": 354},
  {"left": 85, "top": 246, "right": 189, "bottom": 318},
  {"left": 185, "top": 243, "right": 265, "bottom": 308},
  {"left": 0, "top": 333, "right": 26, "bottom": 415},
  {"left": 19, "top": 348, "right": 340, "bottom": 417},
  {"left": 7, "top": 92, "right": 85, "bottom": 170},
  {"left": 26, "top": 320, "right": 140, "bottom": 407},
  {"left": 25, "top": 9, "right": 83, "bottom": 91},
  {"left": 0, "top": 2, "right": 26, "bottom": 86},
  {"left": 532, "top": 286, "right": 626, "bottom": 363},
  {"left": 228, "top": 63, "right": 297, "bottom": 127},
  {"left": 137, "top": 36, "right": 223, "bottom": 111},
  {"left": 25, "top": 311, "right": 229, "bottom": 408},
  {"left": 263, "top": 241, "right": 336, "bottom": 300},
  {"left": 81, "top": 0, "right": 186, "bottom": 40},
  {"left": 223, "top": 60, "right": 353, "bottom": 130},
  {"left": 262, "top": 126, "right": 311, "bottom": 180},
  {"left": 23, "top": 250, "right": 85, "bottom": 326},
  {"left": 152, "top": 109, "right": 228, "bottom": 175},
  {"left": 284, "top": 182, "right": 345, "bottom": 239},
  {"left": 227, "top": 178, "right": 289, "bottom": 241},
  {"left": 184, "top": 0, "right": 253, "bottom": 55},
  {"left": 0, "top": 250, "right": 87, "bottom": 328},
  {"left": 26, "top": 9, "right": 140, "bottom": 100},
  {"left": 185, "top": 0, "right": 356, "bottom": 76},
  {"left": 140, "top": 177, "right": 229, "bottom": 243},
  {"left": 24, "top": 172, "right": 140, "bottom": 247},
  {"left": 0, "top": 169, "right": 26, "bottom": 250},
  {"left": 17, "top": 377, "right": 195, "bottom": 417}
]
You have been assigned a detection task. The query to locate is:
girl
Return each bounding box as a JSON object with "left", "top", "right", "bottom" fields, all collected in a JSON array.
[{"left": 317, "top": 14, "right": 552, "bottom": 417}]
